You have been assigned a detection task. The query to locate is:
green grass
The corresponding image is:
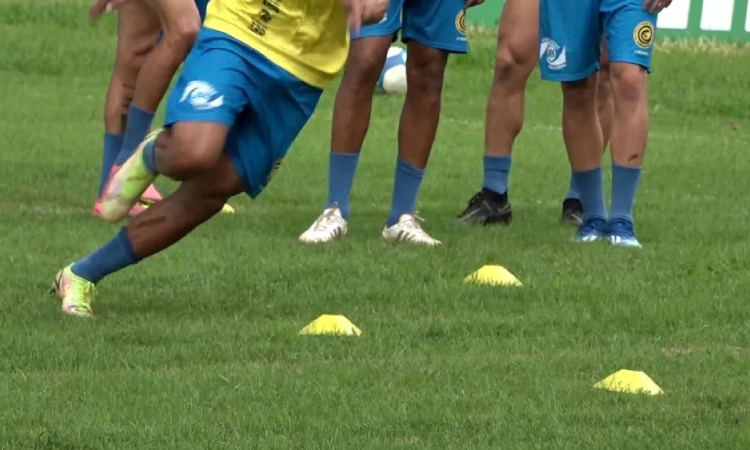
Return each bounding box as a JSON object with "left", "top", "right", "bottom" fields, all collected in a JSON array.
[{"left": 3, "top": 1, "right": 750, "bottom": 449}]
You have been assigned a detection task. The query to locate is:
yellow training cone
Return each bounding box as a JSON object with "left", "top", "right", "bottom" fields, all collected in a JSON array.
[
  {"left": 593, "top": 369, "right": 663, "bottom": 395},
  {"left": 299, "top": 314, "right": 362, "bottom": 336},
  {"left": 464, "top": 265, "right": 522, "bottom": 287}
]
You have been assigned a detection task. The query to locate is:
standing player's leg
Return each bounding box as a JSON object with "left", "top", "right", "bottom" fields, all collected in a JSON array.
[
  {"left": 111, "top": 0, "right": 200, "bottom": 172},
  {"left": 597, "top": 40, "right": 615, "bottom": 150},
  {"left": 539, "top": 0, "right": 608, "bottom": 242},
  {"left": 456, "top": 0, "right": 538, "bottom": 226},
  {"left": 380, "top": 0, "right": 469, "bottom": 246},
  {"left": 602, "top": 2, "right": 659, "bottom": 248},
  {"left": 298, "top": 2, "right": 399, "bottom": 244},
  {"left": 93, "top": 6, "right": 160, "bottom": 217}
]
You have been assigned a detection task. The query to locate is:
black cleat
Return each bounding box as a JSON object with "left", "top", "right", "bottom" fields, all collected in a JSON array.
[
  {"left": 561, "top": 198, "right": 583, "bottom": 227},
  {"left": 455, "top": 189, "right": 512, "bottom": 226}
]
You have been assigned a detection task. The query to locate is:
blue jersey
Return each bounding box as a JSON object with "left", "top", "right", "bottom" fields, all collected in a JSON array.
[{"left": 539, "top": 0, "right": 657, "bottom": 82}]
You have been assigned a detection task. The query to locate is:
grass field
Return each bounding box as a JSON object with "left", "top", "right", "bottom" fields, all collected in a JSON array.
[{"left": 3, "top": 2, "right": 750, "bottom": 449}]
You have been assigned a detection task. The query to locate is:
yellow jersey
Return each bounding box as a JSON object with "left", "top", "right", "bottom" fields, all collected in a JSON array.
[{"left": 204, "top": 0, "right": 349, "bottom": 89}]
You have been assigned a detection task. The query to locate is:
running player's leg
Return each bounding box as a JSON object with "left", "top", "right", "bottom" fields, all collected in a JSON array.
[
  {"left": 602, "top": 2, "right": 658, "bottom": 248},
  {"left": 539, "top": 0, "right": 607, "bottom": 243},
  {"left": 93, "top": 6, "right": 160, "bottom": 216},
  {"left": 456, "top": 0, "right": 537, "bottom": 226},
  {"left": 381, "top": 0, "right": 468, "bottom": 246},
  {"left": 299, "top": 3, "right": 398, "bottom": 244},
  {"left": 112, "top": 0, "right": 200, "bottom": 167}
]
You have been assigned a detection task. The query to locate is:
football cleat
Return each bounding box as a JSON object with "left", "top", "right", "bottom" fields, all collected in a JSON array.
[
  {"left": 561, "top": 198, "right": 583, "bottom": 227},
  {"left": 382, "top": 214, "right": 441, "bottom": 246},
  {"left": 572, "top": 217, "right": 607, "bottom": 243},
  {"left": 299, "top": 207, "right": 348, "bottom": 243},
  {"left": 51, "top": 265, "right": 96, "bottom": 318},
  {"left": 607, "top": 218, "right": 642, "bottom": 248},
  {"left": 455, "top": 189, "right": 512, "bottom": 226}
]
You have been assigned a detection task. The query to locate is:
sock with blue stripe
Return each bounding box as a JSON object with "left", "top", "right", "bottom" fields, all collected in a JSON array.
[
  {"left": 387, "top": 157, "right": 424, "bottom": 227},
  {"left": 142, "top": 137, "right": 160, "bottom": 175},
  {"left": 99, "top": 133, "right": 123, "bottom": 196},
  {"left": 72, "top": 228, "right": 140, "bottom": 284},
  {"left": 564, "top": 172, "right": 580, "bottom": 200},
  {"left": 571, "top": 167, "right": 607, "bottom": 221},
  {"left": 325, "top": 151, "right": 360, "bottom": 220},
  {"left": 609, "top": 163, "right": 641, "bottom": 221},
  {"left": 115, "top": 105, "right": 155, "bottom": 165},
  {"left": 482, "top": 155, "right": 511, "bottom": 195}
]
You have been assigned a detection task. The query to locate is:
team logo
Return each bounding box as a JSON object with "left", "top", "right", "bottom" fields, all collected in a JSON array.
[
  {"left": 455, "top": 10, "right": 466, "bottom": 35},
  {"left": 179, "top": 81, "right": 225, "bottom": 110},
  {"left": 539, "top": 38, "right": 566, "bottom": 71},
  {"left": 633, "top": 21, "right": 654, "bottom": 49},
  {"left": 266, "top": 159, "right": 283, "bottom": 185}
]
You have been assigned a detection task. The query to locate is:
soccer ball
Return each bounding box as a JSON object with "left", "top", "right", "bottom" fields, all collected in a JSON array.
[{"left": 376, "top": 46, "right": 407, "bottom": 95}]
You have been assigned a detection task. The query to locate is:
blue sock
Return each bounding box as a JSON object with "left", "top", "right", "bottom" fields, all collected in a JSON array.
[
  {"left": 564, "top": 173, "right": 580, "bottom": 200},
  {"left": 99, "top": 133, "right": 123, "bottom": 197},
  {"left": 482, "top": 155, "right": 511, "bottom": 195},
  {"left": 387, "top": 157, "right": 424, "bottom": 227},
  {"left": 115, "top": 105, "right": 155, "bottom": 165},
  {"left": 571, "top": 167, "right": 607, "bottom": 222},
  {"left": 609, "top": 164, "right": 641, "bottom": 221},
  {"left": 325, "top": 151, "right": 360, "bottom": 220},
  {"left": 142, "top": 138, "right": 159, "bottom": 175},
  {"left": 71, "top": 228, "right": 140, "bottom": 284}
]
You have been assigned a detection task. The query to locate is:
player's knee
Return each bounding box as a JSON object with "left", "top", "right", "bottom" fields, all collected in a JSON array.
[
  {"left": 610, "top": 64, "right": 647, "bottom": 105},
  {"left": 161, "top": 12, "right": 201, "bottom": 56},
  {"left": 493, "top": 43, "right": 535, "bottom": 84},
  {"left": 562, "top": 77, "right": 599, "bottom": 111},
  {"left": 406, "top": 54, "right": 446, "bottom": 97},
  {"left": 597, "top": 65, "right": 613, "bottom": 103},
  {"left": 343, "top": 49, "right": 388, "bottom": 91},
  {"left": 168, "top": 129, "right": 222, "bottom": 178}
]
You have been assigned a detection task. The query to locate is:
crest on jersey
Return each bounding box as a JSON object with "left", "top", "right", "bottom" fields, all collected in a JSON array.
[
  {"left": 179, "top": 81, "right": 224, "bottom": 110},
  {"left": 455, "top": 10, "right": 466, "bottom": 35},
  {"left": 633, "top": 21, "right": 654, "bottom": 49},
  {"left": 539, "top": 38, "right": 566, "bottom": 71}
]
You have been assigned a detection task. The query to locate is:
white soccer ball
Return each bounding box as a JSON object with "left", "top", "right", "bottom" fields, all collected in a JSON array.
[{"left": 376, "top": 46, "right": 407, "bottom": 95}]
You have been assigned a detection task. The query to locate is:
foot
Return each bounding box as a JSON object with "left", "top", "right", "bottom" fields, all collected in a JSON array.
[
  {"left": 455, "top": 189, "right": 512, "bottom": 226},
  {"left": 299, "top": 207, "right": 348, "bottom": 243},
  {"left": 51, "top": 265, "right": 96, "bottom": 318},
  {"left": 100, "top": 130, "right": 161, "bottom": 222},
  {"left": 382, "top": 214, "right": 441, "bottom": 246},
  {"left": 561, "top": 198, "right": 583, "bottom": 227},
  {"left": 607, "top": 217, "right": 642, "bottom": 248},
  {"left": 572, "top": 217, "right": 607, "bottom": 243}
]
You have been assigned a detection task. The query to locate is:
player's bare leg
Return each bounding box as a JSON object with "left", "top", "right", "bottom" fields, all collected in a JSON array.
[
  {"left": 299, "top": 36, "right": 391, "bottom": 244},
  {"left": 55, "top": 124, "right": 239, "bottom": 317},
  {"left": 561, "top": 75, "right": 608, "bottom": 242},
  {"left": 380, "top": 41, "right": 447, "bottom": 246},
  {"left": 597, "top": 44, "right": 615, "bottom": 149},
  {"left": 93, "top": 8, "right": 159, "bottom": 217},
  {"left": 605, "top": 62, "right": 648, "bottom": 248},
  {"left": 456, "top": 0, "right": 537, "bottom": 226}
]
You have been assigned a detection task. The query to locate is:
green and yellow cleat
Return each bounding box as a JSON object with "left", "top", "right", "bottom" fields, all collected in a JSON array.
[
  {"left": 100, "top": 129, "right": 162, "bottom": 222},
  {"left": 51, "top": 265, "right": 96, "bottom": 318}
]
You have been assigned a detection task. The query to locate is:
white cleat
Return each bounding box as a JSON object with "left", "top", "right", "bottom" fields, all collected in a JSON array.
[
  {"left": 299, "top": 207, "right": 348, "bottom": 244},
  {"left": 382, "top": 213, "right": 441, "bottom": 247}
]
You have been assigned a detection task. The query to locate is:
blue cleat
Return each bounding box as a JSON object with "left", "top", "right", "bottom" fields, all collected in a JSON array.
[
  {"left": 607, "top": 218, "right": 642, "bottom": 249},
  {"left": 572, "top": 217, "right": 607, "bottom": 243}
]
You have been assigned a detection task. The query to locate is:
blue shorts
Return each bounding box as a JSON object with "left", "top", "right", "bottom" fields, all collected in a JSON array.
[
  {"left": 356, "top": 0, "right": 468, "bottom": 53},
  {"left": 164, "top": 29, "right": 322, "bottom": 197},
  {"left": 539, "top": 0, "right": 657, "bottom": 82}
]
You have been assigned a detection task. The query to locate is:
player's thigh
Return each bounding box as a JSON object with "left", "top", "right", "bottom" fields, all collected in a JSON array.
[
  {"left": 164, "top": 30, "right": 252, "bottom": 164},
  {"left": 355, "top": 0, "right": 403, "bottom": 40},
  {"left": 402, "top": 0, "right": 467, "bottom": 54},
  {"left": 539, "top": 0, "right": 600, "bottom": 82},
  {"left": 116, "top": 0, "right": 160, "bottom": 57},
  {"left": 497, "top": 0, "right": 539, "bottom": 69},
  {"left": 141, "top": 0, "right": 200, "bottom": 36},
  {"left": 227, "top": 69, "right": 322, "bottom": 198},
  {"left": 603, "top": 0, "right": 657, "bottom": 72}
]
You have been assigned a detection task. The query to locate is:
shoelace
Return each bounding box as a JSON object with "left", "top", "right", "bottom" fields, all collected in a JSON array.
[{"left": 312, "top": 210, "right": 341, "bottom": 232}]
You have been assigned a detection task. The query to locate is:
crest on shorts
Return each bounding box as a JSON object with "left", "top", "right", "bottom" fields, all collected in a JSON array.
[
  {"left": 455, "top": 10, "right": 466, "bottom": 35},
  {"left": 633, "top": 21, "right": 654, "bottom": 49},
  {"left": 539, "top": 38, "right": 566, "bottom": 71}
]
